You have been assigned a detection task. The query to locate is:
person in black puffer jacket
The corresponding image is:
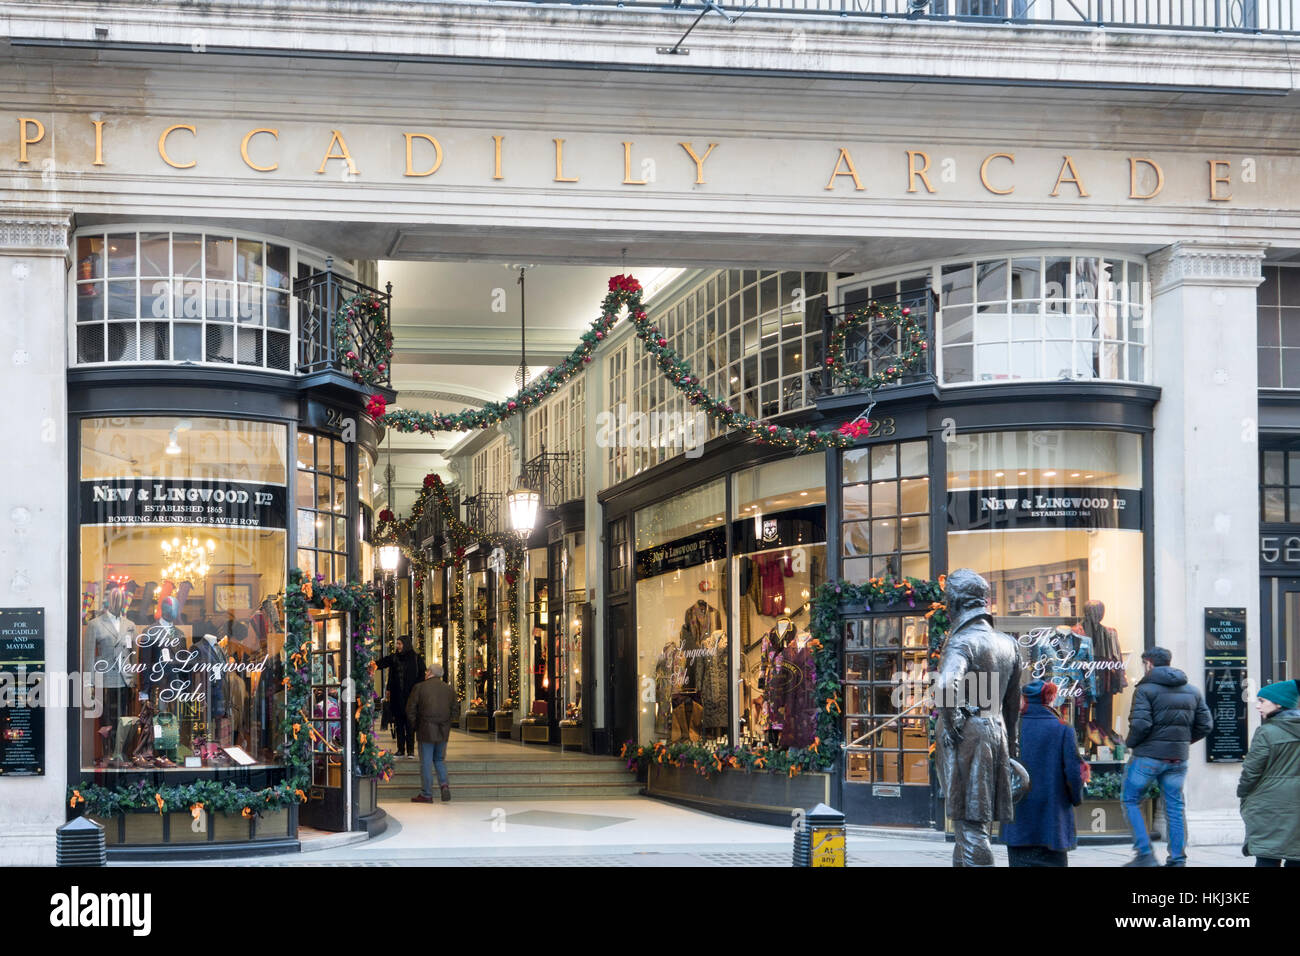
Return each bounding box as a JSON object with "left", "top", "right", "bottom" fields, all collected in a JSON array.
[{"left": 1121, "top": 646, "right": 1213, "bottom": 868}]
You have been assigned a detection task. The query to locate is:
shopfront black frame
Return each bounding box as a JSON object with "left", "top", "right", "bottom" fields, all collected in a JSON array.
[
  {"left": 599, "top": 379, "right": 1159, "bottom": 824},
  {"left": 65, "top": 364, "right": 382, "bottom": 852}
]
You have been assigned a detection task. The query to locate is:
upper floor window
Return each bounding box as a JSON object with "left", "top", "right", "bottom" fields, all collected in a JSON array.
[
  {"left": 1261, "top": 444, "right": 1300, "bottom": 523},
  {"left": 938, "top": 255, "right": 1147, "bottom": 386},
  {"left": 72, "top": 228, "right": 339, "bottom": 373},
  {"left": 1257, "top": 266, "right": 1300, "bottom": 389}
]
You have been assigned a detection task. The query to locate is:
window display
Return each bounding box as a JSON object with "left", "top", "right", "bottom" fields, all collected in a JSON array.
[
  {"left": 946, "top": 429, "right": 1143, "bottom": 756},
  {"left": 634, "top": 481, "right": 727, "bottom": 744},
  {"left": 561, "top": 531, "right": 585, "bottom": 725},
  {"left": 732, "top": 457, "right": 827, "bottom": 748},
  {"left": 78, "top": 416, "right": 288, "bottom": 772},
  {"left": 467, "top": 569, "right": 491, "bottom": 712}
]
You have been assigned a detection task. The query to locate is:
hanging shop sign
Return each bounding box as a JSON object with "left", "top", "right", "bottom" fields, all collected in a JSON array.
[
  {"left": 0, "top": 608, "right": 45, "bottom": 776},
  {"left": 636, "top": 527, "right": 726, "bottom": 579},
  {"left": 946, "top": 487, "right": 1142, "bottom": 532},
  {"left": 79, "top": 477, "right": 288, "bottom": 529}
]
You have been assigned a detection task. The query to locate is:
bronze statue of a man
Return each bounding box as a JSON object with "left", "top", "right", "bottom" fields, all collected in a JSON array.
[{"left": 935, "top": 568, "right": 1024, "bottom": 867}]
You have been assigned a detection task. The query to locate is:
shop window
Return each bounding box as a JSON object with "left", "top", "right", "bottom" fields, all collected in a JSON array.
[
  {"left": 467, "top": 570, "right": 493, "bottom": 711},
  {"left": 611, "top": 269, "right": 827, "bottom": 479},
  {"left": 1256, "top": 265, "right": 1300, "bottom": 389},
  {"left": 945, "top": 429, "right": 1144, "bottom": 759},
  {"left": 295, "top": 432, "right": 349, "bottom": 584},
  {"left": 607, "top": 517, "right": 629, "bottom": 594},
  {"left": 841, "top": 440, "right": 931, "bottom": 582},
  {"left": 74, "top": 229, "right": 298, "bottom": 372},
  {"left": 634, "top": 481, "right": 727, "bottom": 745},
  {"left": 77, "top": 417, "right": 288, "bottom": 774},
  {"left": 1260, "top": 444, "right": 1300, "bottom": 523},
  {"left": 732, "top": 458, "right": 827, "bottom": 748},
  {"left": 938, "top": 255, "right": 1146, "bottom": 385}
]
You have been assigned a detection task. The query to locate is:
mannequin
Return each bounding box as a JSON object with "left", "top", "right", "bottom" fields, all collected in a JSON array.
[
  {"left": 1082, "top": 600, "right": 1126, "bottom": 732},
  {"left": 82, "top": 587, "right": 137, "bottom": 751}
]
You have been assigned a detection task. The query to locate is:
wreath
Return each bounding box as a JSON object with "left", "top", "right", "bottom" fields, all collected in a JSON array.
[
  {"left": 825, "top": 302, "right": 929, "bottom": 392},
  {"left": 334, "top": 293, "right": 393, "bottom": 387}
]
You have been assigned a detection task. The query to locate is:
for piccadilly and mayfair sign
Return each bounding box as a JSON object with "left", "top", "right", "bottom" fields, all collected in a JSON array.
[{"left": 0, "top": 113, "right": 1269, "bottom": 207}]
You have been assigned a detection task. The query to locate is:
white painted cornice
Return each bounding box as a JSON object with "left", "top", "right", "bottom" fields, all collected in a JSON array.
[
  {"left": 0, "top": 210, "right": 70, "bottom": 256},
  {"left": 1149, "top": 241, "right": 1267, "bottom": 291},
  {"left": 2, "top": 0, "right": 1295, "bottom": 93}
]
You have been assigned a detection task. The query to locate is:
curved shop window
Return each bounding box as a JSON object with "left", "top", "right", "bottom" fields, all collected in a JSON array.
[
  {"left": 634, "top": 480, "right": 727, "bottom": 745},
  {"left": 78, "top": 417, "right": 288, "bottom": 773},
  {"left": 732, "top": 457, "right": 826, "bottom": 749},
  {"left": 946, "top": 429, "right": 1144, "bottom": 755},
  {"left": 938, "top": 255, "right": 1147, "bottom": 385},
  {"left": 71, "top": 227, "right": 345, "bottom": 372}
]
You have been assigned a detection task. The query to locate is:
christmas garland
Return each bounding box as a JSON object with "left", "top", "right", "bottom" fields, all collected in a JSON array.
[
  {"left": 70, "top": 779, "right": 302, "bottom": 819},
  {"left": 286, "top": 570, "right": 394, "bottom": 781},
  {"left": 334, "top": 293, "right": 393, "bottom": 387},
  {"left": 371, "top": 275, "right": 928, "bottom": 453},
  {"left": 825, "top": 302, "right": 929, "bottom": 392},
  {"left": 620, "top": 574, "right": 950, "bottom": 781}
]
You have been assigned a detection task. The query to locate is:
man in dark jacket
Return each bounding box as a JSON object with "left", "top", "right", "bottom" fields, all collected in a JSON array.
[
  {"left": 406, "top": 662, "right": 456, "bottom": 803},
  {"left": 1121, "top": 646, "right": 1213, "bottom": 867},
  {"left": 376, "top": 636, "right": 421, "bottom": 758}
]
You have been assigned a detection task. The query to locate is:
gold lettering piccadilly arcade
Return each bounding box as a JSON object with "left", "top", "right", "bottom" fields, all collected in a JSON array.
[{"left": 6, "top": 117, "right": 1240, "bottom": 202}]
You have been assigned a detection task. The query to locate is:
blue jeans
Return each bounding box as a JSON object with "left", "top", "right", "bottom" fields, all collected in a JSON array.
[
  {"left": 419, "top": 740, "right": 448, "bottom": 797},
  {"left": 1123, "top": 755, "right": 1188, "bottom": 862}
]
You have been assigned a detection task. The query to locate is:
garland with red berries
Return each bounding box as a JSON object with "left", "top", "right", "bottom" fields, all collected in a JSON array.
[
  {"left": 370, "top": 275, "right": 927, "bottom": 453},
  {"left": 335, "top": 293, "right": 393, "bottom": 387}
]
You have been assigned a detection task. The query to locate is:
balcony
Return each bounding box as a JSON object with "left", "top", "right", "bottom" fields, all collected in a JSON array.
[
  {"left": 509, "top": 0, "right": 1289, "bottom": 32},
  {"left": 294, "top": 259, "right": 394, "bottom": 392},
  {"left": 815, "top": 288, "right": 938, "bottom": 405}
]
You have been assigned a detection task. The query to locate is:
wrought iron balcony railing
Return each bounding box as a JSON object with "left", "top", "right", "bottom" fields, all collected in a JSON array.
[
  {"left": 815, "top": 287, "right": 937, "bottom": 400},
  {"left": 294, "top": 259, "right": 393, "bottom": 388},
  {"left": 499, "top": 0, "right": 1290, "bottom": 33},
  {"left": 523, "top": 448, "right": 582, "bottom": 510},
  {"left": 463, "top": 489, "right": 504, "bottom": 536}
]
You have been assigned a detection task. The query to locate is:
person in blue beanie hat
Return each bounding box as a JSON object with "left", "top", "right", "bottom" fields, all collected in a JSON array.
[
  {"left": 1001, "top": 679, "right": 1085, "bottom": 867},
  {"left": 1239, "top": 680, "right": 1300, "bottom": 867}
]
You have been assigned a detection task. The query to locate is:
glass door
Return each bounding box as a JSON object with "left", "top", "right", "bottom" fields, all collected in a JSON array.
[
  {"left": 842, "top": 614, "right": 934, "bottom": 826},
  {"left": 1262, "top": 576, "right": 1300, "bottom": 686},
  {"left": 301, "top": 609, "right": 351, "bottom": 831}
]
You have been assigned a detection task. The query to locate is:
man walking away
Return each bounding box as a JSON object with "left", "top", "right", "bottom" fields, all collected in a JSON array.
[
  {"left": 1122, "top": 646, "right": 1213, "bottom": 867},
  {"left": 407, "top": 662, "right": 455, "bottom": 804}
]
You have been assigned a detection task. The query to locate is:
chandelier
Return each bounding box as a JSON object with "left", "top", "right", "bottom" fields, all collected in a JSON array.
[{"left": 161, "top": 535, "right": 216, "bottom": 582}]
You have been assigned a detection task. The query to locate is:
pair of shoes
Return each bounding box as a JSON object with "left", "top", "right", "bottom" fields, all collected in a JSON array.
[
  {"left": 410, "top": 794, "right": 433, "bottom": 803},
  {"left": 1164, "top": 859, "right": 1186, "bottom": 867},
  {"left": 440, "top": 785, "right": 451, "bottom": 802},
  {"left": 1124, "top": 852, "right": 1159, "bottom": 867}
]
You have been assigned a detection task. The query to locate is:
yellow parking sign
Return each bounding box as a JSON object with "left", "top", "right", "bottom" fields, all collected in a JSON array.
[{"left": 811, "top": 827, "right": 845, "bottom": 867}]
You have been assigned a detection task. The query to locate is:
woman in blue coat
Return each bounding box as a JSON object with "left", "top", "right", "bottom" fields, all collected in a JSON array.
[{"left": 1002, "top": 680, "right": 1086, "bottom": 866}]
